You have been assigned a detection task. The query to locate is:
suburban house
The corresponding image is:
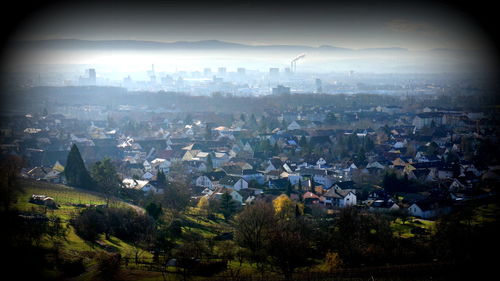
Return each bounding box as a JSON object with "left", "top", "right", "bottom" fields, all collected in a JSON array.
[
  {"left": 142, "top": 171, "right": 154, "bottom": 180},
  {"left": 412, "top": 112, "right": 444, "bottom": 129},
  {"left": 408, "top": 200, "right": 452, "bottom": 219},
  {"left": 208, "top": 187, "right": 243, "bottom": 204},
  {"left": 264, "top": 158, "right": 283, "bottom": 173},
  {"left": 287, "top": 121, "right": 302, "bottom": 131},
  {"left": 122, "top": 178, "right": 160, "bottom": 194},
  {"left": 368, "top": 200, "right": 400, "bottom": 212},
  {"left": 218, "top": 176, "right": 248, "bottom": 191},
  {"left": 267, "top": 178, "right": 290, "bottom": 189},
  {"left": 298, "top": 168, "right": 335, "bottom": 188},
  {"left": 302, "top": 191, "right": 320, "bottom": 204},
  {"left": 242, "top": 169, "right": 265, "bottom": 184},
  {"left": 143, "top": 160, "right": 152, "bottom": 172},
  {"left": 151, "top": 158, "right": 171, "bottom": 173},
  {"left": 26, "top": 166, "right": 64, "bottom": 183},
  {"left": 212, "top": 152, "right": 230, "bottom": 168},
  {"left": 195, "top": 175, "right": 214, "bottom": 189},
  {"left": 320, "top": 188, "right": 357, "bottom": 208}
]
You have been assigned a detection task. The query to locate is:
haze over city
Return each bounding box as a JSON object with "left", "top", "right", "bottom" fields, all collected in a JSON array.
[
  {"left": 1, "top": 2, "right": 500, "bottom": 281},
  {"left": 1, "top": 0, "right": 499, "bottom": 87}
]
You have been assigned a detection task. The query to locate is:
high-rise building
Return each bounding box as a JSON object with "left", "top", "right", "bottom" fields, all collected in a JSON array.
[
  {"left": 237, "top": 68, "right": 246, "bottom": 75},
  {"left": 148, "top": 64, "right": 156, "bottom": 83},
  {"left": 79, "top": 68, "right": 96, "bottom": 85},
  {"left": 269, "top": 68, "right": 279, "bottom": 77},
  {"left": 218, "top": 67, "right": 226, "bottom": 76},
  {"left": 315, "top": 78, "right": 323, "bottom": 93},
  {"left": 204, "top": 68, "right": 212, "bottom": 76},
  {"left": 86, "top": 68, "right": 96, "bottom": 85}
]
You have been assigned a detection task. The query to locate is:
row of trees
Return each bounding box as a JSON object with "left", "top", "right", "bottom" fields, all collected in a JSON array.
[
  {"left": 231, "top": 198, "right": 500, "bottom": 280},
  {"left": 232, "top": 198, "right": 432, "bottom": 280}
]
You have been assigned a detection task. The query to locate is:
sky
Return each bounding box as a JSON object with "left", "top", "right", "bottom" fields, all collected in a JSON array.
[
  {"left": 0, "top": 0, "right": 499, "bottom": 76},
  {"left": 3, "top": 0, "right": 499, "bottom": 51}
]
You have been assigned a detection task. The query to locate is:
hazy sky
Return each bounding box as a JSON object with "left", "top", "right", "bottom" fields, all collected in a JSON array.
[{"left": 5, "top": 0, "right": 499, "bottom": 51}]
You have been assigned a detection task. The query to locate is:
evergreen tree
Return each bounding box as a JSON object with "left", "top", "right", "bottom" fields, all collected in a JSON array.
[
  {"left": 294, "top": 204, "right": 302, "bottom": 218},
  {"left": 205, "top": 124, "right": 212, "bottom": 140},
  {"left": 206, "top": 153, "right": 213, "bottom": 172},
  {"left": 219, "top": 191, "right": 238, "bottom": 221},
  {"left": 364, "top": 137, "right": 375, "bottom": 151},
  {"left": 299, "top": 135, "right": 308, "bottom": 147},
  {"left": 250, "top": 113, "right": 258, "bottom": 128},
  {"left": 273, "top": 142, "right": 280, "bottom": 154},
  {"left": 157, "top": 170, "right": 167, "bottom": 188},
  {"left": 65, "top": 144, "right": 92, "bottom": 189}
]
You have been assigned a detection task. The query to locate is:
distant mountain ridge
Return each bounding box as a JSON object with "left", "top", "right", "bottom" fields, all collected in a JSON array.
[{"left": 11, "top": 38, "right": 413, "bottom": 52}]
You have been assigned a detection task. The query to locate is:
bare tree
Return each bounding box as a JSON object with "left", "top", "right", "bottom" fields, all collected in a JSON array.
[{"left": 234, "top": 200, "right": 275, "bottom": 276}]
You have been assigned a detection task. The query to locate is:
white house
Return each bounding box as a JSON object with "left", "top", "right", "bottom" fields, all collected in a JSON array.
[
  {"left": 143, "top": 160, "right": 152, "bottom": 172},
  {"left": 212, "top": 152, "right": 230, "bottom": 168},
  {"left": 412, "top": 113, "right": 444, "bottom": 129},
  {"left": 243, "top": 142, "right": 254, "bottom": 154},
  {"left": 195, "top": 175, "right": 214, "bottom": 189},
  {"left": 158, "top": 160, "right": 171, "bottom": 173},
  {"left": 209, "top": 187, "right": 244, "bottom": 204},
  {"left": 298, "top": 169, "right": 335, "bottom": 188},
  {"left": 218, "top": 176, "right": 248, "bottom": 191},
  {"left": 320, "top": 189, "right": 357, "bottom": 208},
  {"left": 408, "top": 201, "right": 452, "bottom": 219},
  {"left": 122, "top": 178, "right": 159, "bottom": 194},
  {"left": 201, "top": 188, "right": 214, "bottom": 196},
  {"left": 316, "top": 158, "right": 327, "bottom": 167},
  {"left": 287, "top": 121, "right": 301, "bottom": 131},
  {"left": 151, "top": 158, "right": 171, "bottom": 173}
]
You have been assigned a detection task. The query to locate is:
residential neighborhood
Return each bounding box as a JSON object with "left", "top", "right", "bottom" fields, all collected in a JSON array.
[
  {"left": 2, "top": 90, "right": 498, "bottom": 221},
  {"left": 2, "top": 0, "right": 500, "bottom": 280}
]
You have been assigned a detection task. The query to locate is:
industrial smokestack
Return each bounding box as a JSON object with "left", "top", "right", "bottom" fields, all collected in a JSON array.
[{"left": 290, "top": 54, "right": 306, "bottom": 73}]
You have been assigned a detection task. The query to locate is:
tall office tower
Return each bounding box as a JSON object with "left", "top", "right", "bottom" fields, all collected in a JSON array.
[
  {"left": 269, "top": 68, "right": 279, "bottom": 77},
  {"left": 315, "top": 78, "right": 323, "bottom": 93},
  {"left": 80, "top": 68, "right": 96, "bottom": 85},
  {"left": 218, "top": 67, "right": 226, "bottom": 76},
  {"left": 86, "top": 68, "right": 96, "bottom": 85},
  {"left": 148, "top": 64, "right": 156, "bottom": 83}
]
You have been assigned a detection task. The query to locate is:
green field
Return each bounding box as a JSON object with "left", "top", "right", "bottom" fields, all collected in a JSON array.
[
  {"left": 14, "top": 178, "right": 130, "bottom": 219},
  {"left": 12, "top": 179, "right": 154, "bottom": 280},
  {"left": 391, "top": 217, "right": 435, "bottom": 238}
]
